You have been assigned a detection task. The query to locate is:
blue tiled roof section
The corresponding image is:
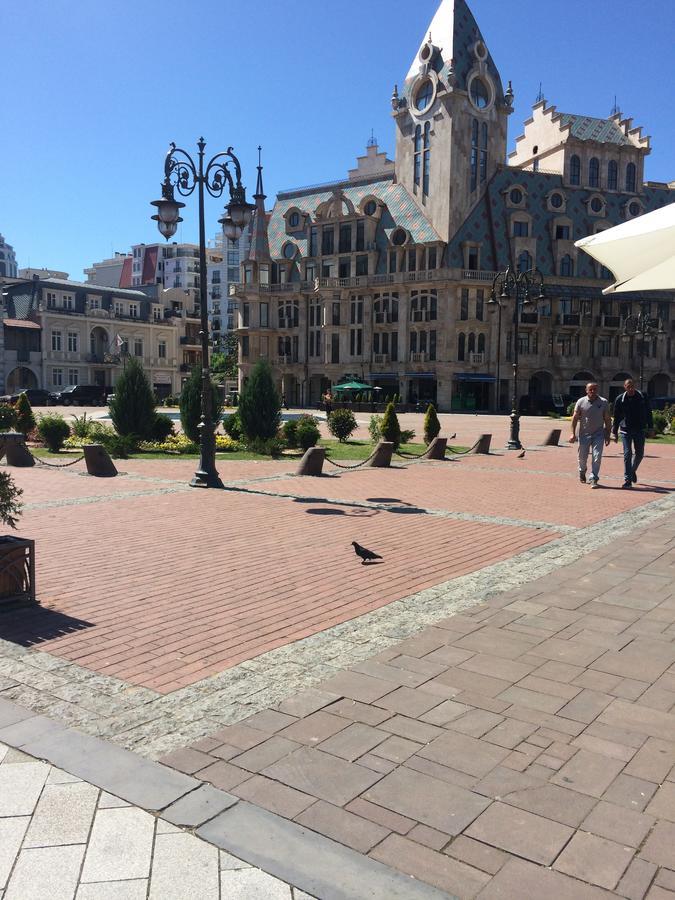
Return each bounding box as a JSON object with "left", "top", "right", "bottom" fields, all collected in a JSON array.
[
  {"left": 7, "top": 292, "right": 34, "bottom": 319},
  {"left": 446, "top": 166, "right": 674, "bottom": 281},
  {"left": 267, "top": 179, "right": 441, "bottom": 260},
  {"left": 558, "top": 114, "right": 631, "bottom": 146}
]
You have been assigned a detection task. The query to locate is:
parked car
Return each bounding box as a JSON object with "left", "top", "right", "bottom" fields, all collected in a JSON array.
[
  {"left": 48, "top": 384, "right": 107, "bottom": 406},
  {"left": 650, "top": 396, "right": 675, "bottom": 411},
  {"left": 0, "top": 389, "right": 50, "bottom": 407}
]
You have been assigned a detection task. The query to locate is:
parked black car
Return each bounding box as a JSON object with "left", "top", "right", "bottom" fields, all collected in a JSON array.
[
  {"left": 0, "top": 388, "right": 50, "bottom": 407},
  {"left": 48, "top": 384, "right": 107, "bottom": 406},
  {"left": 651, "top": 396, "right": 675, "bottom": 411}
]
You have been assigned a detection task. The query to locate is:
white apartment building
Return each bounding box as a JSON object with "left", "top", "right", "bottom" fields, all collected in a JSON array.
[{"left": 0, "top": 235, "right": 18, "bottom": 278}]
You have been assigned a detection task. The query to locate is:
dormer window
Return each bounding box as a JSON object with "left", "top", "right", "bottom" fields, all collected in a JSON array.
[
  {"left": 415, "top": 79, "right": 434, "bottom": 112},
  {"left": 289, "top": 212, "right": 300, "bottom": 227}
]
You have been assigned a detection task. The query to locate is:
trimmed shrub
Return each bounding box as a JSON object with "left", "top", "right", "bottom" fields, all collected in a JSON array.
[
  {"left": 652, "top": 410, "right": 667, "bottom": 434},
  {"left": 380, "top": 401, "right": 401, "bottom": 449},
  {"left": 0, "top": 404, "right": 17, "bottom": 432},
  {"left": 71, "top": 412, "right": 92, "bottom": 439},
  {"left": 99, "top": 432, "right": 137, "bottom": 459},
  {"left": 223, "top": 411, "right": 243, "bottom": 441},
  {"left": 368, "top": 414, "right": 382, "bottom": 442},
  {"left": 152, "top": 413, "right": 175, "bottom": 442},
  {"left": 238, "top": 359, "right": 281, "bottom": 443},
  {"left": 37, "top": 414, "right": 70, "bottom": 452},
  {"left": 297, "top": 415, "right": 320, "bottom": 450},
  {"left": 567, "top": 401, "right": 577, "bottom": 416},
  {"left": 423, "top": 403, "right": 441, "bottom": 444},
  {"left": 14, "top": 393, "right": 36, "bottom": 436},
  {"left": 109, "top": 357, "right": 156, "bottom": 439},
  {"left": 282, "top": 419, "right": 298, "bottom": 448},
  {"left": 179, "top": 366, "right": 223, "bottom": 444},
  {"left": 247, "top": 436, "right": 284, "bottom": 457},
  {"left": 0, "top": 471, "right": 22, "bottom": 529},
  {"left": 327, "top": 408, "right": 357, "bottom": 442}
]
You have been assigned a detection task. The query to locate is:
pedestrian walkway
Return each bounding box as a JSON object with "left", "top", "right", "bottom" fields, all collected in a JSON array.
[
  {"left": 162, "top": 516, "right": 675, "bottom": 898},
  {"left": 0, "top": 739, "right": 313, "bottom": 900}
]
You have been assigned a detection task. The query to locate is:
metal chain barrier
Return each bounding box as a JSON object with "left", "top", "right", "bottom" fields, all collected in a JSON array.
[
  {"left": 324, "top": 446, "right": 381, "bottom": 470},
  {"left": 445, "top": 437, "right": 481, "bottom": 456},
  {"left": 29, "top": 450, "right": 85, "bottom": 469}
]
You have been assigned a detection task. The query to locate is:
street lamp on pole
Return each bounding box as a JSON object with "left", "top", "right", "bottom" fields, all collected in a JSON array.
[
  {"left": 621, "top": 300, "right": 666, "bottom": 392},
  {"left": 488, "top": 266, "right": 545, "bottom": 449},
  {"left": 151, "top": 139, "right": 254, "bottom": 488}
]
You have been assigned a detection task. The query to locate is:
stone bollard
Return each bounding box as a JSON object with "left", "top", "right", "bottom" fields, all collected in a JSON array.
[
  {"left": 3, "top": 432, "right": 35, "bottom": 467},
  {"left": 470, "top": 433, "right": 492, "bottom": 455},
  {"left": 366, "top": 441, "right": 394, "bottom": 467},
  {"left": 83, "top": 444, "right": 118, "bottom": 477},
  {"left": 426, "top": 437, "right": 447, "bottom": 459},
  {"left": 544, "top": 428, "right": 561, "bottom": 447},
  {"left": 296, "top": 446, "right": 325, "bottom": 476}
]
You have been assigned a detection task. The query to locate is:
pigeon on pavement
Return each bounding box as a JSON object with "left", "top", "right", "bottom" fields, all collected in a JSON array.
[
  {"left": 449, "top": 433, "right": 456, "bottom": 440},
  {"left": 517, "top": 450, "right": 526, "bottom": 458},
  {"left": 352, "top": 542, "right": 383, "bottom": 564}
]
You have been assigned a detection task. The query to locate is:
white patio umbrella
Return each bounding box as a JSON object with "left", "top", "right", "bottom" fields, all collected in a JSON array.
[{"left": 575, "top": 201, "right": 675, "bottom": 294}]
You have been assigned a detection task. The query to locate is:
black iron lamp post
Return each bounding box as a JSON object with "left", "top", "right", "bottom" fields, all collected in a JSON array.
[
  {"left": 151, "top": 139, "right": 254, "bottom": 488},
  {"left": 488, "top": 266, "right": 545, "bottom": 449},
  {"left": 621, "top": 300, "right": 666, "bottom": 392}
]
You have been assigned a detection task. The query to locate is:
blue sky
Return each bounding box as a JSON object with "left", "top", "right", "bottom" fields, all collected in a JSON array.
[{"left": 4, "top": 0, "right": 673, "bottom": 279}]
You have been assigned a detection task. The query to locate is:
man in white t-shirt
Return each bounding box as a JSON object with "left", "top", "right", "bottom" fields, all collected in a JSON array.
[{"left": 568, "top": 382, "right": 611, "bottom": 489}]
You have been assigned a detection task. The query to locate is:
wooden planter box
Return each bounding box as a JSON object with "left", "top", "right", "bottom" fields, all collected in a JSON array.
[{"left": 0, "top": 536, "right": 36, "bottom": 607}]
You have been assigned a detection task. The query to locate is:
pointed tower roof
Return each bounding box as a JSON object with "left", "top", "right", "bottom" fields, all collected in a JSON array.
[
  {"left": 247, "top": 146, "right": 270, "bottom": 263},
  {"left": 404, "top": 0, "right": 504, "bottom": 103}
]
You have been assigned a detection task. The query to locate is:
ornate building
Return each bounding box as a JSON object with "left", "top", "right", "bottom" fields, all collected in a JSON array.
[{"left": 232, "top": 0, "right": 673, "bottom": 411}]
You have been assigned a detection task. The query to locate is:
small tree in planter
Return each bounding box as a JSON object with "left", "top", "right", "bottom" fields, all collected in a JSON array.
[
  {"left": 423, "top": 403, "right": 441, "bottom": 444},
  {"left": 0, "top": 471, "right": 34, "bottom": 607},
  {"left": 297, "top": 415, "right": 320, "bottom": 450},
  {"left": 327, "top": 408, "right": 357, "bottom": 442},
  {"left": 109, "top": 357, "right": 156, "bottom": 440},
  {"left": 381, "top": 401, "right": 401, "bottom": 449},
  {"left": 238, "top": 359, "right": 281, "bottom": 445},
  {"left": 14, "top": 393, "right": 36, "bottom": 436}
]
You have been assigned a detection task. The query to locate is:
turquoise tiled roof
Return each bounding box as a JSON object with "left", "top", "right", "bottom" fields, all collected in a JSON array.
[
  {"left": 267, "top": 178, "right": 442, "bottom": 263},
  {"left": 558, "top": 114, "right": 631, "bottom": 146}
]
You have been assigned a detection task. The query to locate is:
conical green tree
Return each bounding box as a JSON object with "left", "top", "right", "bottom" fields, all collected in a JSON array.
[
  {"left": 423, "top": 403, "right": 441, "bottom": 444},
  {"left": 238, "top": 359, "right": 281, "bottom": 442},
  {"left": 179, "top": 366, "right": 223, "bottom": 444},
  {"left": 380, "top": 401, "right": 401, "bottom": 449},
  {"left": 108, "top": 357, "right": 156, "bottom": 439},
  {"left": 14, "top": 392, "right": 36, "bottom": 436}
]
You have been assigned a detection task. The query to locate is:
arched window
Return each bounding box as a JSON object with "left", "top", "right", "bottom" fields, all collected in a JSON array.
[
  {"left": 470, "top": 119, "right": 478, "bottom": 192},
  {"left": 458, "top": 333, "right": 465, "bottom": 361},
  {"left": 478, "top": 333, "right": 486, "bottom": 354},
  {"left": 422, "top": 122, "right": 431, "bottom": 196},
  {"left": 608, "top": 160, "right": 618, "bottom": 190},
  {"left": 560, "top": 254, "right": 574, "bottom": 276},
  {"left": 570, "top": 155, "right": 580, "bottom": 186},
  {"left": 480, "top": 122, "right": 488, "bottom": 184},
  {"left": 413, "top": 125, "right": 422, "bottom": 188},
  {"left": 517, "top": 251, "right": 531, "bottom": 273},
  {"left": 626, "top": 162, "right": 636, "bottom": 193},
  {"left": 468, "top": 333, "right": 476, "bottom": 354},
  {"left": 589, "top": 157, "right": 599, "bottom": 188}
]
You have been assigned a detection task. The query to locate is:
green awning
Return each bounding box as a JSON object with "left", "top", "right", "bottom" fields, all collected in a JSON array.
[{"left": 333, "top": 381, "right": 373, "bottom": 392}]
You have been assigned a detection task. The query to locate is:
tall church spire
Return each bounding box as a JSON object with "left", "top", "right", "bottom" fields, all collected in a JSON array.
[{"left": 247, "top": 146, "right": 270, "bottom": 262}]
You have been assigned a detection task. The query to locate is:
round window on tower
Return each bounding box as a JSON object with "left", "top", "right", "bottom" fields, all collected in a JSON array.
[
  {"left": 470, "top": 77, "right": 490, "bottom": 109},
  {"left": 364, "top": 200, "right": 377, "bottom": 216},
  {"left": 510, "top": 188, "right": 523, "bottom": 205},
  {"left": 415, "top": 79, "right": 434, "bottom": 112},
  {"left": 282, "top": 243, "right": 296, "bottom": 260},
  {"left": 629, "top": 201, "right": 641, "bottom": 217},
  {"left": 391, "top": 228, "right": 408, "bottom": 246},
  {"left": 550, "top": 192, "right": 564, "bottom": 209},
  {"left": 590, "top": 197, "right": 604, "bottom": 213}
]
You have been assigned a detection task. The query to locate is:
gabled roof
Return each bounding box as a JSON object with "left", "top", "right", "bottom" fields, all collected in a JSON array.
[
  {"left": 557, "top": 113, "right": 632, "bottom": 146},
  {"left": 268, "top": 178, "right": 442, "bottom": 262}
]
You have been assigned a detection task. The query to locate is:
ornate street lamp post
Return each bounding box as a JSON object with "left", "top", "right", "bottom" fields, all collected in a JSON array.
[
  {"left": 151, "top": 139, "right": 254, "bottom": 488},
  {"left": 489, "top": 266, "right": 545, "bottom": 449},
  {"left": 621, "top": 300, "right": 665, "bottom": 392}
]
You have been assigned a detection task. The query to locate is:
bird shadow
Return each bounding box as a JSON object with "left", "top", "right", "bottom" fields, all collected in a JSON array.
[
  {"left": 360, "top": 559, "right": 385, "bottom": 565},
  {"left": 305, "top": 507, "right": 379, "bottom": 517}
]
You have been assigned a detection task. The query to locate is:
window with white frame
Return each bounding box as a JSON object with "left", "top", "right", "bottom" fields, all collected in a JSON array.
[
  {"left": 89, "top": 296, "right": 100, "bottom": 310},
  {"left": 129, "top": 303, "right": 139, "bottom": 318},
  {"left": 52, "top": 368, "right": 63, "bottom": 386},
  {"left": 51, "top": 330, "right": 62, "bottom": 351},
  {"left": 63, "top": 294, "right": 74, "bottom": 310},
  {"left": 68, "top": 369, "right": 79, "bottom": 385},
  {"left": 46, "top": 292, "right": 57, "bottom": 308},
  {"left": 67, "top": 331, "right": 78, "bottom": 352},
  {"left": 134, "top": 338, "right": 143, "bottom": 357},
  {"left": 158, "top": 340, "right": 166, "bottom": 359},
  {"left": 114, "top": 301, "right": 123, "bottom": 316}
]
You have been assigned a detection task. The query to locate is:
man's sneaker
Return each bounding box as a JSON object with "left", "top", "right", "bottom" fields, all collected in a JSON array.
[
  {"left": 621, "top": 481, "right": 632, "bottom": 489},
  {"left": 579, "top": 473, "right": 586, "bottom": 483},
  {"left": 590, "top": 480, "right": 599, "bottom": 489},
  {"left": 632, "top": 472, "right": 637, "bottom": 483}
]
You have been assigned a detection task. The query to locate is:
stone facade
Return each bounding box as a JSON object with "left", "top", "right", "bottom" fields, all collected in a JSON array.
[{"left": 232, "top": 0, "right": 674, "bottom": 412}]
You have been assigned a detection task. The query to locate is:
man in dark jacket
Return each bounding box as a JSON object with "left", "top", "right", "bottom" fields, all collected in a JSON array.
[{"left": 612, "top": 378, "right": 653, "bottom": 488}]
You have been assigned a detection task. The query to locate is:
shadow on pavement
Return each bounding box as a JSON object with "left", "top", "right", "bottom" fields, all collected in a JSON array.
[{"left": 0, "top": 606, "right": 93, "bottom": 646}]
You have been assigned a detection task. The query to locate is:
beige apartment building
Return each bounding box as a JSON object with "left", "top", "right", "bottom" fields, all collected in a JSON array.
[{"left": 232, "top": 0, "right": 673, "bottom": 412}]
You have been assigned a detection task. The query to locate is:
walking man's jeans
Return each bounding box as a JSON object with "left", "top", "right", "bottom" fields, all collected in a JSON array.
[
  {"left": 621, "top": 431, "right": 646, "bottom": 483},
  {"left": 578, "top": 429, "right": 605, "bottom": 482}
]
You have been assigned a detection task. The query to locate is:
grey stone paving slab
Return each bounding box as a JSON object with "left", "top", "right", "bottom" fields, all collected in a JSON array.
[
  {"left": 80, "top": 807, "right": 154, "bottom": 883},
  {"left": 0, "top": 697, "right": 36, "bottom": 729},
  {"left": 98, "top": 792, "right": 131, "bottom": 809},
  {"left": 76, "top": 882, "right": 148, "bottom": 900},
  {"left": 220, "top": 868, "right": 293, "bottom": 899},
  {"left": 162, "top": 784, "right": 238, "bottom": 827},
  {"left": 22, "top": 723, "right": 198, "bottom": 810},
  {"left": 23, "top": 781, "right": 99, "bottom": 848},
  {"left": 149, "top": 832, "right": 220, "bottom": 900},
  {"left": 0, "top": 760, "right": 49, "bottom": 817},
  {"left": 4, "top": 844, "right": 85, "bottom": 900},
  {"left": 198, "top": 801, "right": 456, "bottom": 900},
  {"left": 0, "top": 818, "right": 29, "bottom": 890},
  {"left": 0, "top": 714, "right": 68, "bottom": 750}
]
